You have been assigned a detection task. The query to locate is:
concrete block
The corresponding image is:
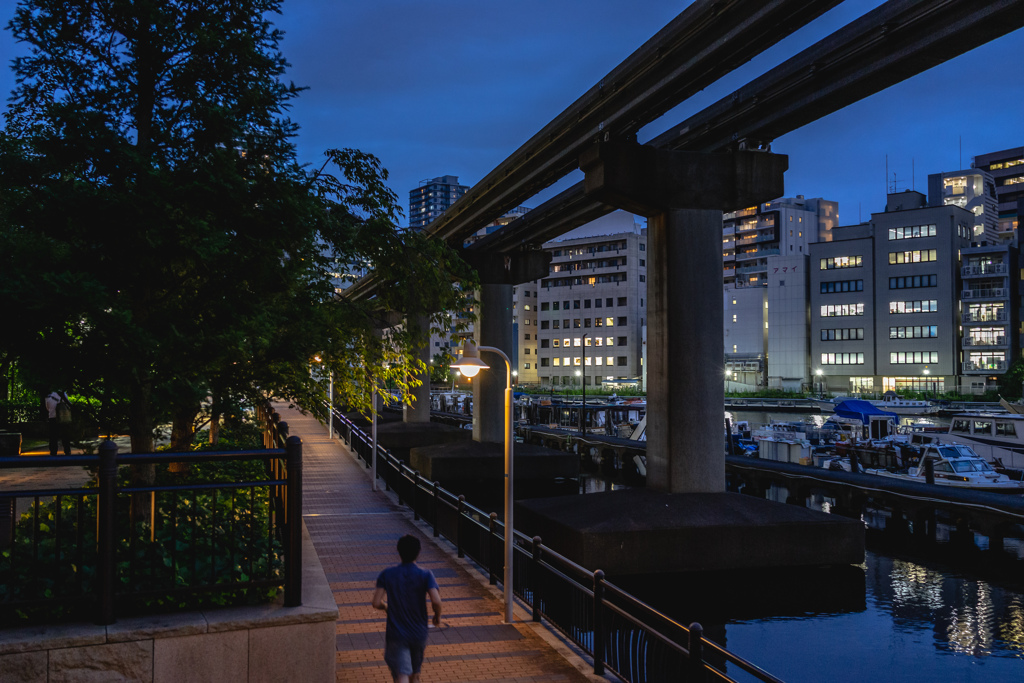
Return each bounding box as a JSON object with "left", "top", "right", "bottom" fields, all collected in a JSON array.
[
  {"left": 375, "top": 422, "right": 472, "bottom": 462},
  {"left": 106, "top": 611, "right": 208, "bottom": 643},
  {"left": 0, "top": 651, "right": 47, "bottom": 682},
  {"left": 153, "top": 630, "right": 247, "bottom": 683},
  {"left": 49, "top": 640, "right": 152, "bottom": 682},
  {"left": 0, "top": 622, "right": 106, "bottom": 655},
  {"left": 248, "top": 621, "right": 334, "bottom": 683},
  {"left": 516, "top": 489, "right": 864, "bottom": 575},
  {"left": 411, "top": 440, "right": 578, "bottom": 483}
]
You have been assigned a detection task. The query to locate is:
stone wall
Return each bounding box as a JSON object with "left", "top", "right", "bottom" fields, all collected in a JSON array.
[{"left": 0, "top": 524, "right": 336, "bottom": 683}]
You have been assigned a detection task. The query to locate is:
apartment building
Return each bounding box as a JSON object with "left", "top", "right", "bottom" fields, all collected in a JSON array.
[
  {"left": 974, "top": 146, "right": 1024, "bottom": 238},
  {"left": 533, "top": 228, "right": 647, "bottom": 389},
  {"left": 408, "top": 175, "right": 469, "bottom": 231},
  {"left": 927, "top": 169, "right": 999, "bottom": 242}
]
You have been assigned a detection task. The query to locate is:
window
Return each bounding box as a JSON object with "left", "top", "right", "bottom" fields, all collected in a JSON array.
[
  {"left": 640, "top": 259, "right": 645, "bottom": 267},
  {"left": 887, "top": 224, "right": 937, "bottom": 240},
  {"left": 553, "top": 302, "right": 559, "bottom": 311},
  {"left": 553, "top": 358, "right": 560, "bottom": 366},
  {"left": 523, "top": 305, "right": 531, "bottom": 311},
  {"left": 889, "top": 274, "right": 937, "bottom": 289},
  {"left": 595, "top": 357, "right": 603, "bottom": 365},
  {"left": 819, "top": 352, "right": 866, "bottom": 365},
  {"left": 552, "top": 320, "right": 560, "bottom": 329},
  {"left": 584, "top": 318, "right": 592, "bottom": 328},
  {"left": 524, "top": 348, "right": 530, "bottom": 355},
  {"left": 541, "top": 321, "right": 549, "bottom": 330},
  {"left": 819, "top": 304, "right": 865, "bottom": 317},
  {"left": 541, "top": 358, "right": 549, "bottom": 367},
  {"left": 524, "top": 319, "right": 531, "bottom": 325},
  {"left": 732, "top": 314, "right": 737, "bottom": 323},
  {"left": 889, "top": 300, "right": 938, "bottom": 314},
  {"left": 541, "top": 302, "right": 550, "bottom": 311},
  {"left": 606, "top": 356, "right": 614, "bottom": 366},
  {"left": 524, "top": 334, "right": 530, "bottom": 340},
  {"left": 574, "top": 300, "right": 581, "bottom": 309},
  {"left": 605, "top": 337, "right": 614, "bottom": 346},
  {"left": 563, "top": 301, "right": 569, "bottom": 310},
  {"left": 594, "top": 338, "right": 603, "bottom": 347},
  {"left": 553, "top": 340, "right": 560, "bottom": 347},
  {"left": 819, "top": 256, "right": 863, "bottom": 270},
  {"left": 820, "top": 280, "right": 864, "bottom": 293},
  {"left": 820, "top": 328, "right": 865, "bottom": 341},
  {"left": 606, "top": 298, "right": 613, "bottom": 307},
  {"left": 639, "top": 274, "right": 645, "bottom": 282},
  {"left": 889, "top": 326, "right": 938, "bottom": 339},
  {"left": 595, "top": 318, "right": 603, "bottom": 327},
  {"left": 618, "top": 317, "right": 627, "bottom": 326},
  {"left": 573, "top": 319, "right": 581, "bottom": 328},
  {"left": 573, "top": 338, "right": 581, "bottom": 347},
  {"left": 584, "top": 299, "right": 591, "bottom": 308},
  {"left": 595, "top": 299, "right": 602, "bottom": 308},
  {"left": 541, "top": 339, "right": 550, "bottom": 348},
  {"left": 564, "top": 319, "right": 570, "bottom": 328},
  {"left": 563, "top": 338, "right": 571, "bottom": 347},
  {"left": 889, "top": 351, "right": 939, "bottom": 364},
  {"left": 618, "top": 297, "right": 627, "bottom": 306},
  {"left": 888, "top": 249, "right": 937, "bottom": 265},
  {"left": 573, "top": 357, "right": 581, "bottom": 366},
  {"left": 524, "top": 363, "right": 531, "bottom": 369},
  {"left": 617, "top": 357, "right": 627, "bottom": 366},
  {"left": 605, "top": 317, "right": 614, "bottom": 327},
  {"left": 617, "top": 336, "right": 627, "bottom": 346},
  {"left": 640, "top": 243, "right": 646, "bottom": 251}
]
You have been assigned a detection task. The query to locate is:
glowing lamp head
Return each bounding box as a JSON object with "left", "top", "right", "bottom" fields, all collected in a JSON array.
[{"left": 450, "top": 339, "right": 489, "bottom": 379}]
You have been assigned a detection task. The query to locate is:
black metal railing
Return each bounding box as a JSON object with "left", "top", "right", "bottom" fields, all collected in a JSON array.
[
  {"left": 0, "top": 405, "right": 302, "bottom": 626},
  {"left": 326, "top": 402, "right": 782, "bottom": 683}
]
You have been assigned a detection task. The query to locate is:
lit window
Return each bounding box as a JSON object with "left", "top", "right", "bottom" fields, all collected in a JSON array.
[{"left": 733, "top": 314, "right": 737, "bottom": 323}]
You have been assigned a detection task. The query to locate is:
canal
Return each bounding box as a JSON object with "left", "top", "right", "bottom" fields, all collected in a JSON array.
[{"left": 582, "top": 409, "right": 1024, "bottom": 682}]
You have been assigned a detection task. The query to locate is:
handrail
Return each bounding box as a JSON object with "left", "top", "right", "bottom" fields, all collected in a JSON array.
[{"left": 324, "top": 400, "right": 780, "bottom": 683}]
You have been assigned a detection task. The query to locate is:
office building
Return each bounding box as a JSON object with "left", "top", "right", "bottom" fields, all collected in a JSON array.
[
  {"left": 927, "top": 169, "right": 999, "bottom": 242},
  {"left": 409, "top": 175, "right": 469, "bottom": 231},
  {"left": 809, "top": 190, "right": 976, "bottom": 395},
  {"left": 723, "top": 196, "right": 838, "bottom": 390}
]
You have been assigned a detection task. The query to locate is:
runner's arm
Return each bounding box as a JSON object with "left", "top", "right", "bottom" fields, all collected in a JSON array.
[
  {"left": 428, "top": 587, "right": 442, "bottom": 626},
  {"left": 372, "top": 587, "right": 387, "bottom": 612}
]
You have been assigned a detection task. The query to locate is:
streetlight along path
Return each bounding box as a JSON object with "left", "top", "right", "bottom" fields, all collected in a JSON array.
[{"left": 276, "top": 404, "right": 604, "bottom": 683}]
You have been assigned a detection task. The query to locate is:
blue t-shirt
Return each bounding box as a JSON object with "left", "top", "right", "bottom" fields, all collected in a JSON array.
[{"left": 376, "top": 562, "right": 439, "bottom": 644}]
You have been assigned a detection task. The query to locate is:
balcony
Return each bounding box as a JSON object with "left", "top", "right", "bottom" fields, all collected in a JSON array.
[
  {"left": 962, "top": 263, "right": 1007, "bottom": 277},
  {"left": 964, "top": 360, "right": 1007, "bottom": 372},
  {"left": 961, "top": 288, "right": 1008, "bottom": 300},
  {"left": 962, "top": 310, "right": 1007, "bottom": 323},
  {"left": 963, "top": 336, "right": 1007, "bottom": 348},
  {"left": 736, "top": 264, "right": 768, "bottom": 275}
]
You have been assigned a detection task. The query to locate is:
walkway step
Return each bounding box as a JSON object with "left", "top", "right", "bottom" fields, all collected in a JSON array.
[{"left": 279, "top": 406, "right": 599, "bottom": 682}]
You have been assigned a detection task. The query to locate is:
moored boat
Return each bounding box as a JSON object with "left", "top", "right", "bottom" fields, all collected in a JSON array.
[{"left": 863, "top": 443, "right": 1024, "bottom": 493}]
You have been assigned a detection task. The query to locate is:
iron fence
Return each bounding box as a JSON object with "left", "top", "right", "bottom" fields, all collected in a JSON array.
[
  {"left": 0, "top": 405, "right": 302, "bottom": 626},
  {"left": 326, "top": 402, "right": 783, "bottom": 683}
]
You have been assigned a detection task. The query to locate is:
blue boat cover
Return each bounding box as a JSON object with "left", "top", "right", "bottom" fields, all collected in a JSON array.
[{"left": 833, "top": 399, "right": 898, "bottom": 422}]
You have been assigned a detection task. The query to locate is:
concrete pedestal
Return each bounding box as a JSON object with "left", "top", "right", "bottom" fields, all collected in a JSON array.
[
  {"left": 370, "top": 421, "right": 471, "bottom": 463},
  {"left": 515, "top": 489, "right": 864, "bottom": 575},
  {"left": 410, "top": 441, "right": 578, "bottom": 483}
]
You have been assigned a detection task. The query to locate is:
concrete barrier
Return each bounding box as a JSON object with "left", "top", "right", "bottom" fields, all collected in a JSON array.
[{"left": 0, "top": 523, "right": 336, "bottom": 683}]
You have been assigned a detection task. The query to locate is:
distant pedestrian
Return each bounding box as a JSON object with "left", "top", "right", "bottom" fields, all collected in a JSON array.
[
  {"left": 372, "top": 534, "right": 442, "bottom": 683},
  {"left": 44, "top": 390, "right": 72, "bottom": 456}
]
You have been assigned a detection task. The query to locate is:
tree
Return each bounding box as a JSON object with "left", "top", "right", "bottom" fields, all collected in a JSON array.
[{"left": 0, "top": 0, "right": 476, "bottom": 460}]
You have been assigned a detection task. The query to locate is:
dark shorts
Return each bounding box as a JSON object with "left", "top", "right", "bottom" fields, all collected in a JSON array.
[{"left": 384, "top": 639, "right": 425, "bottom": 677}]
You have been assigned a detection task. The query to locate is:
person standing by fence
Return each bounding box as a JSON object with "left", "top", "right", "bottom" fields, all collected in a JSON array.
[
  {"left": 44, "top": 390, "right": 72, "bottom": 456},
  {"left": 372, "top": 534, "right": 442, "bottom": 683}
]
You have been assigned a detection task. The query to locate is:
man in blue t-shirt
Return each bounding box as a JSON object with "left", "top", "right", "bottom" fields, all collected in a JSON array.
[{"left": 373, "top": 534, "right": 442, "bottom": 683}]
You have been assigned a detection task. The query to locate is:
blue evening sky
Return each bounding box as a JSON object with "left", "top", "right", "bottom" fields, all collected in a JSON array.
[{"left": 2, "top": 1, "right": 1022, "bottom": 227}]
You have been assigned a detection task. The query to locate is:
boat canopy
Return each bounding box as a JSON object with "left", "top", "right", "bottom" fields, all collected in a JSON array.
[{"left": 834, "top": 399, "right": 898, "bottom": 422}]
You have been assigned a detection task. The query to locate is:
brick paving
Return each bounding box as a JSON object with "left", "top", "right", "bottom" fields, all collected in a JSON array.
[{"left": 277, "top": 405, "right": 599, "bottom": 683}]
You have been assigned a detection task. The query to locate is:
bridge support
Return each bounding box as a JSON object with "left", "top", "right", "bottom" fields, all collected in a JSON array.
[
  {"left": 404, "top": 314, "right": 432, "bottom": 423},
  {"left": 473, "top": 284, "right": 514, "bottom": 444},
  {"left": 646, "top": 208, "right": 726, "bottom": 493}
]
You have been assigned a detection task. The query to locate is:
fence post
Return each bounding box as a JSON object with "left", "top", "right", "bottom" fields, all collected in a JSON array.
[
  {"left": 456, "top": 495, "right": 466, "bottom": 558},
  {"left": 412, "top": 471, "right": 420, "bottom": 520},
  {"left": 531, "top": 536, "right": 542, "bottom": 622},
  {"left": 285, "top": 435, "right": 303, "bottom": 607},
  {"left": 432, "top": 482, "right": 440, "bottom": 538},
  {"left": 96, "top": 440, "right": 118, "bottom": 625},
  {"left": 397, "top": 465, "right": 404, "bottom": 506},
  {"left": 488, "top": 513, "right": 499, "bottom": 585},
  {"left": 688, "top": 622, "right": 705, "bottom": 682},
  {"left": 593, "top": 569, "right": 605, "bottom": 675}
]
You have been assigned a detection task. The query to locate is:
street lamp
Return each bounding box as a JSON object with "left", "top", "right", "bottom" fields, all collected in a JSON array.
[
  {"left": 575, "top": 370, "right": 583, "bottom": 433},
  {"left": 450, "top": 339, "right": 515, "bottom": 624},
  {"left": 815, "top": 368, "right": 824, "bottom": 397}
]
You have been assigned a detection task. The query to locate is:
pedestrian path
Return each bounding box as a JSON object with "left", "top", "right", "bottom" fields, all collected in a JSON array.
[{"left": 278, "top": 405, "right": 601, "bottom": 683}]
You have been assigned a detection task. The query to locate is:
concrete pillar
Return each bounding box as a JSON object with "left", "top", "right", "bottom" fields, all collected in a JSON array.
[
  {"left": 474, "top": 284, "right": 514, "bottom": 443},
  {"left": 404, "top": 314, "right": 432, "bottom": 423},
  {"left": 646, "top": 209, "right": 726, "bottom": 493}
]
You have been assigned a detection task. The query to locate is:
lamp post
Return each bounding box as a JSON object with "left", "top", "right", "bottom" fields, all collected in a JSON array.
[
  {"left": 580, "top": 333, "right": 588, "bottom": 435},
  {"left": 575, "top": 370, "right": 582, "bottom": 433},
  {"left": 815, "top": 368, "right": 824, "bottom": 397},
  {"left": 451, "top": 339, "right": 515, "bottom": 623}
]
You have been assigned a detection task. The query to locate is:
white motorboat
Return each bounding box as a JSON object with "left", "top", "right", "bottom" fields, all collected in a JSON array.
[
  {"left": 815, "top": 392, "right": 937, "bottom": 416},
  {"left": 866, "top": 444, "right": 1024, "bottom": 493},
  {"left": 908, "top": 412, "right": 1024, "bottom": 472}
]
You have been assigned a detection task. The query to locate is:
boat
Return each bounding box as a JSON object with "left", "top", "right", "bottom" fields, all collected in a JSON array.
[
  {"left": 845, "top": 443, "right": 1024, "bottom": 493},
  {"left": 905, "top": 412, "right": 1024, "bottom": 473},
  {"left": 817, "top": 392, "right": 937, "bottom": 416}
]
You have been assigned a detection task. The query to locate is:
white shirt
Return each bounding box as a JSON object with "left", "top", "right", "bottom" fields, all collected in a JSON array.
[{"left": 45, "top": 392, "right": 61, "bottom": 419}]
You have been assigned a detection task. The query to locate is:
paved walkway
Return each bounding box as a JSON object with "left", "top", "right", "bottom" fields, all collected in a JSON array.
[{"left": 278, "top": 405, "right": 601, "bottom": 683}]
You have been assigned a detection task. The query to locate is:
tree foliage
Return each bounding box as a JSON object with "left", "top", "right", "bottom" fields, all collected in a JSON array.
[{"left": 0, "top": 0, "right": 476, "bottom": 453}]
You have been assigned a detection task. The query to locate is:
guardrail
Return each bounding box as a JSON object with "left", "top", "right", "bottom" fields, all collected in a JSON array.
[
  {"left": 324, "top": 402, "right": 783, "bottom": 683},
  {"left": 0, "top": 405, "right": 302, "bottom": 625}
]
